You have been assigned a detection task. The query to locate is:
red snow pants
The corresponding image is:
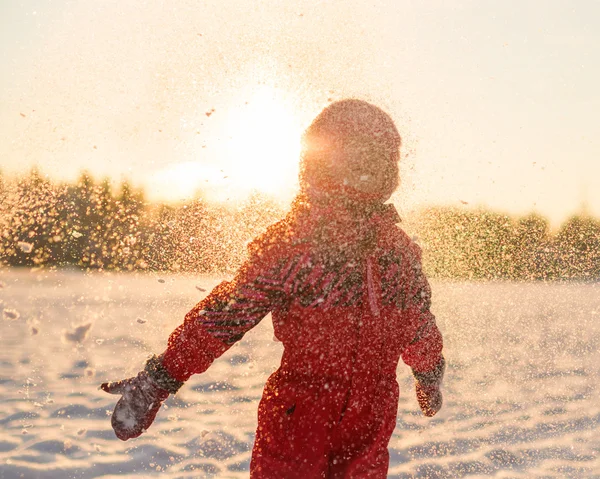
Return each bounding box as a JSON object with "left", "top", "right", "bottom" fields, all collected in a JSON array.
[
  {"left": 249, "top": 300, "right": 414, "bottom": 478},
  {"left": 250, "top": 370, "right": 398, "bottom": 478}
]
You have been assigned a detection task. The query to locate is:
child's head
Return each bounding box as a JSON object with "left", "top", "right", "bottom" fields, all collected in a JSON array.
[{"left": 300, "top": 99, "right": 401, "bottom": 204}]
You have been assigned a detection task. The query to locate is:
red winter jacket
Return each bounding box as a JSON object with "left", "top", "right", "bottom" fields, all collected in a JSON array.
[{"left": 160, "top": 200, "right": 443, "bottom": 385}]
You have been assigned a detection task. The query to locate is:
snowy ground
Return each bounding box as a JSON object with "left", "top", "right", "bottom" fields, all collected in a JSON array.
[{"left": 0, "top": 269, "right": 599, "bottom": 478}]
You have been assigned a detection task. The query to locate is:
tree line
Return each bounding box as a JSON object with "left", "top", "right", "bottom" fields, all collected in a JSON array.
[
  {"left": 0, "top": 169, "right": 282, "bottom": 273},
  {"left": 1, "top": 169, "right": 599, "bottom": 280},
  {"left": 415, "top": 207, "right": 600, "bottom": 280}
]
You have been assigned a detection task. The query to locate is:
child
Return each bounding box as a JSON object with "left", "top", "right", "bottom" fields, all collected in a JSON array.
[{"left": 102, "top": 99, "right": 445, "bottom": 478}]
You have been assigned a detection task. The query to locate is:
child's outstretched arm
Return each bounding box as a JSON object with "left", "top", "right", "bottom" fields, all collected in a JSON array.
[
  {"left": 400, "top": 245, "right": 445, "bottom": 417},
  {"left": 102, "top": 236, "right": 288, "bottom": 440},
  {"left": 158, "top": 247, "right": 287, "bottom": 382}
]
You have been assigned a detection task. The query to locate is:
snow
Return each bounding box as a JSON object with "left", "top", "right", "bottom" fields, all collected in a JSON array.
[
  {"left": 0, "top": 269, "right": 599, "bottom": 478},
  {"left": 62, "top": 322, "right": 93, "bottom": 344},
  {"left": 17, "top": 242, "right": 34, "bottom": 254},
  {"left": 29, "top": 323, "right": 40, "bottom": 335},
  {"left": 3, "top": 308, "right": 20, "bottom": 321}
]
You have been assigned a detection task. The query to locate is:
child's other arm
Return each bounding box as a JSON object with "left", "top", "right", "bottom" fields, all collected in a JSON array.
[{"left": 400, "top": 246, "right": 445, "bottom": 416}]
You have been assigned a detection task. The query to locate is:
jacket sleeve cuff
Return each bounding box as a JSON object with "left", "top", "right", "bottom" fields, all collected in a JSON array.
[
  {"left": 160, "top": 325, "right": 231, "bottom": 383},
  {"left": 145, "top": 354, "right": 185, "bottom": 394},
  {"left": 412, "top": 357, "right": 445, "bottom": 387}
]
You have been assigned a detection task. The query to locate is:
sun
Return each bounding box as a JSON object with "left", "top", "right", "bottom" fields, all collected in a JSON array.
[
  {"left": 147, "top": 87, "right": 304, "bottom": 204},
  {"left": 221, "top": 87, "right": 302, "bottom": 199}
]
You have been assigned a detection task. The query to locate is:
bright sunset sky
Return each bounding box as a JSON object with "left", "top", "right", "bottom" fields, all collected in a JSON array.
[{"left": 1, "top": 0, "right": 599, "bottom": 225}]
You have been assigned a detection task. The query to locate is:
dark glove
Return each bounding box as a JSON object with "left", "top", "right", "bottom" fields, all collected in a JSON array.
[
  {"left": 413, "top": 357, "right": 445, "bottom": 417},
  {"left": 101, "top": 355, "right": 183, "bottom": 441}
]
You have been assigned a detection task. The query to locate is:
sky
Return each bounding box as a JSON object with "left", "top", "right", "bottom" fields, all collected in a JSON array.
[{"left": 1, "top": 0, "right": 599, "bottom": 225}]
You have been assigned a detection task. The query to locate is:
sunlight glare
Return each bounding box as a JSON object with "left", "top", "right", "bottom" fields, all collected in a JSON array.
[
  {"left": 222, "top": 87, "right": 302, "bottom": 199},
  {"left": 148, "top": 87, "right": 303, "bottom": 204},
  {"left": 148, "top": 162, "right": 223, "bottom": 202}
]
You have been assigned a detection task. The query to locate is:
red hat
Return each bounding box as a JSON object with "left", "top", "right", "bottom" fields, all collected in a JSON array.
[{"left": 300, "top": 99, "right": 401, "bottom": 203}]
